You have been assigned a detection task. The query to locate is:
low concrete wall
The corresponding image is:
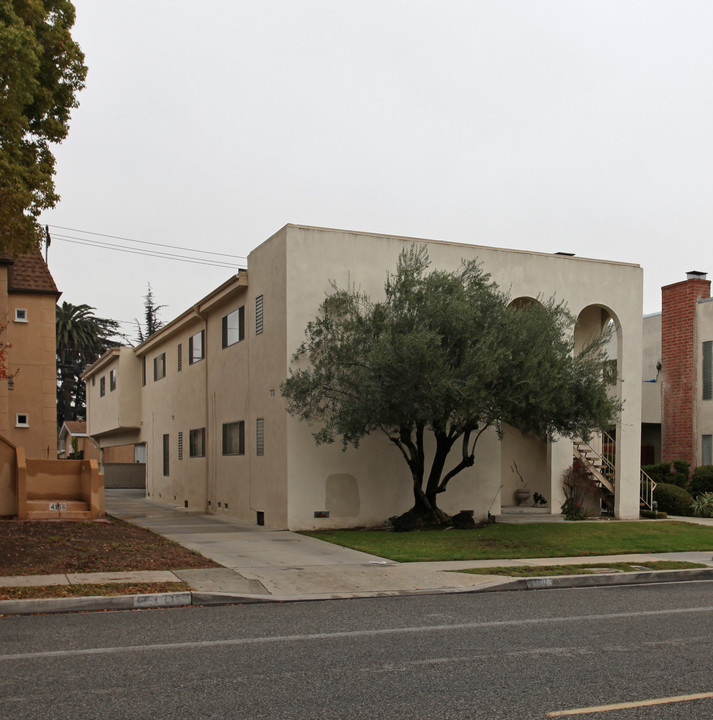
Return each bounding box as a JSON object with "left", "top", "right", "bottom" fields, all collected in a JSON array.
[
  {"left": 103, "top": 463, "right": 145, "bottom": 489},
  {"left": 0, "top": 436, "right": 17, "bottom": 516}
]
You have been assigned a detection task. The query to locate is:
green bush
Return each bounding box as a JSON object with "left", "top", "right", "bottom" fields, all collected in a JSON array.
[
  {"left": 691, "top": 492, "right": 713, "bottom": 518},
  {"left": 642, "top": 461, "right": 690, "bottom": 489},
  {"left": 691, "top": 465, "right": 713, "bottom": 496},
  {"left": 653, "top": 483, "right": 694, "bottom": 516}
]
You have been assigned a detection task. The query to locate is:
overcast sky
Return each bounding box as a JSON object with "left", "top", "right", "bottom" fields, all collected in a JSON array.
[{"left": 42, "top": 0, "right": 713, "bottom": 337}]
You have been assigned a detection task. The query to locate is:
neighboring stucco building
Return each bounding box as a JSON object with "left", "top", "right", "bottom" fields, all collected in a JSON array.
[
  {"left": 57, "top": 420, "right": 100, "bottom": 461},
  {"left": 84, "top": 225, "right": 644, "bottom": 530},
  {"left": 640, "top": 271, "right": 713, "bottom": 471},
  {"left": 0, "top": 249, "right": 59, "bottom": 460}
]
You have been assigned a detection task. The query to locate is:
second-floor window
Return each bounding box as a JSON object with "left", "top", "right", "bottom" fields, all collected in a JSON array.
[
  {"left": 154, "top": 352, "right": 166, "bottom": 381},
  {"left": 110, "top": 368, "right": 117, "bottom": 391},
  {"left": 189, "top": 330, "right": 205, "bottom": 364},
  {"left": 222, "top": 307, "right": 244, "bottom": 348},
  {"left": 100, "top": 377, "right": 106, "bottom": 396}
]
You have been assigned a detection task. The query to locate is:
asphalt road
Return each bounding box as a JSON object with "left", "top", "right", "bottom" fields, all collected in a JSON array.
[{"left": 2, "top": 581, "right": 713, "bottom": 719}]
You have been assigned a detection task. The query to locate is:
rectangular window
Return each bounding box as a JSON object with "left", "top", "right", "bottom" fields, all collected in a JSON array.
[
  {"left": 189, "top": 428, "right": 205, "bottom": 457},
  {"left": 222, "top": 421, "right": 245, "bottom": 455},
  {"left": 177, "top": 343, "right": 183, "bottom": 372},
  {"left": 14, "top": 308, "right": 27, "bottom": 322},
  {"left": 15, "top": 413, "right": 29, "bottom": 427},
  {"left": 255, "top": 295, "right": 264, "bottom": 335},
  {"left": 100, "top": 376, "right": 106, "bottom": 396},
  {"left": 162, "top": 434, "right": 170, "bottom": 476},
  {"left": 109, "top": 368, "right": 117, "bottom": 391},
  {"left": 189, "top": 330, "right": 205, "bottom": 364},
  {"left": 134, "top": 444, "right": 146, "bottom": 464},
  {"left": 256, "top": 417, "right": 264, "bottom": 456},
  {"left": 703, "top": 341, "right": 713, "bottom": 401},
  {"left": 178, "top": 431, "right": 184, "bottom": 460},
  {"left": 154, "top": 352, "right": 166, "bottom": 381},
  {"left": 141, "top": 357, "right": 146, "bottom": 386},
  {"left": 222, "top": 306, "right": 245, "bottom": 348},
  {"left": 703, "top": 435, "right": 713, "bottom": 466}
]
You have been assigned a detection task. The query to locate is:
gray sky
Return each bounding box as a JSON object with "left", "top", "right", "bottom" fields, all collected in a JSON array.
[{"left": 42, "top": 0, "right": 713, "bottom": 336}]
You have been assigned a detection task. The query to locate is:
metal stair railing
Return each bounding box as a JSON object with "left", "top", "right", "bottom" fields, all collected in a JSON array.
[
  {"left": 574, "top": 431, "right": 657, "bottom": 511},
  {"left": 573, "top": 437, "right": 615, "bottom": 496},
  {"left": 640, "top": 467, "right": 656, "bottom": 511}
]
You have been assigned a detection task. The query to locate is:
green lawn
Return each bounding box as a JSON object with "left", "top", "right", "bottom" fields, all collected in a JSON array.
[
  {"left": 458, "top": 560, "right": 708, "bottom": 577},
  {"left": 303, "top": 521, "right": 713, "bottom": 562}
]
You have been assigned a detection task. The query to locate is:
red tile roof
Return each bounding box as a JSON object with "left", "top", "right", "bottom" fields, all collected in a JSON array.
[{"left": 0, "top": 248, "right": 59, "bottom": 295}]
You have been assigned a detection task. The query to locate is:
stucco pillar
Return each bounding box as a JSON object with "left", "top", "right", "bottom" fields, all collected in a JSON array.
[
  {"left": 615, "top": 316, "right": 643, "bottom": 519},
  {"left": 547, "top": 436, "right": 570, "bottom": 515}
]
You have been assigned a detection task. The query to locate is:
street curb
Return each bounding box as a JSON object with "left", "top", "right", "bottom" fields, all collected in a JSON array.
[
  {"left": 3, "top": 569, "right": 713, "bottom": 614},
  {"left": 0, "top": 592, "right": 193, "bottom": 616},
  {"left": 474, "top": 567, "right": 713, "bottom": 593}
]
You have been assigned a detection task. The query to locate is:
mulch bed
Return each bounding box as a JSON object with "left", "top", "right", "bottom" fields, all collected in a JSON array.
[{"left": 0, "top": 516, "right": 220, "bottom": 576}]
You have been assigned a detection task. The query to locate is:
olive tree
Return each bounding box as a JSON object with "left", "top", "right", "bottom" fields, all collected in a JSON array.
[{"left": 281, "top": 246, "right": 619, "bottom": 524}]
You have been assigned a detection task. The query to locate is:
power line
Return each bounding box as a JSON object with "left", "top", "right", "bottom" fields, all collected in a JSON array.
[
  {"left": 52, "top": 233, "right": 242, "bottom": 269},
  {"left": 48, "top": 224, "right": 247, "bottom": 261}
]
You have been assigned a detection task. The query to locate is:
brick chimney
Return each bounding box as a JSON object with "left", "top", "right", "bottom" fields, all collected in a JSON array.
[{"left": 661, "top": 271, "right": 711, "bottom": 470}]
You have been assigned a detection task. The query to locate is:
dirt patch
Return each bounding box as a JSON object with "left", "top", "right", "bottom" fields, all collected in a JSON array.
[{"left": 0, "top": 517, "right": 221, "bottom": 576}]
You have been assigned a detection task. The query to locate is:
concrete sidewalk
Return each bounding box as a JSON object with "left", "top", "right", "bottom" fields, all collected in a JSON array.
[{"left": 2, "top": 490, "right": 713, "bottom": 615}]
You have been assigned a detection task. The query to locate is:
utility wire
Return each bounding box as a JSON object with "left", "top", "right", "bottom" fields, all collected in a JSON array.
[
  {"left": 48, "top": 224, "right": 247, "bottom": 261},
  {"left": 52, "top": 233, "right": 242, "bottom": 269}
]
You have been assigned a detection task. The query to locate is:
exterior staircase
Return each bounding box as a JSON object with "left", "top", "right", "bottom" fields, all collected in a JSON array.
[
  {"left": 573, "top": 432, "right": 657, "bottom": 514},
  {"left": 16, "top": 448, "right": 105, "bottom": 520}
]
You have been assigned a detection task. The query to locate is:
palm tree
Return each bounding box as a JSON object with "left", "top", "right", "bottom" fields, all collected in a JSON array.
[{"left": 56, "top": 302, "right": 121, "bottom": 425}]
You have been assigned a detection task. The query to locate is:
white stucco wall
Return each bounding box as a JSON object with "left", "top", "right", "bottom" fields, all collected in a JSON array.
[{"left": 280, "top": 225, "right": 644, "bottom": 528}]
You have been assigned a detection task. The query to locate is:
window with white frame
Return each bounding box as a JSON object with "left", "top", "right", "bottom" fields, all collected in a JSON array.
[
  {"left": 134, "top": 444, "right": 147, "bottom": 464},
  {"left": 222, "top": 421, "right": 245, "bottom": 455},
  {"left": 189, "top": 330, "right": 205, "bottom": 364},
  {"left": 222, "top": 307, "right": 244, "bottom": 348},
  {"left": 703, "top": 435, "right": 713, "bottom": 466},
  {"left": 189, "top": 428, "right": 205, "bottom": 457},
  {"left": 14, "top": 308, "right": 27, "bottom": 322},
  {"left": 15, "top": 413, "right": 29, "bottom": 427}
]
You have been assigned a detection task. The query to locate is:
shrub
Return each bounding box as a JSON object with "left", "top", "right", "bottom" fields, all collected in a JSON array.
[
  {"left": 691, "top": 492, "right": 713, "bottom": 518},
  {"left": 561, "top": 463, "right": 600, "bottom": 520},
  {"left": 653, "top": 483, "right": 694, "bottom": 516},
  {"left": 691, "top": 465, "right": 713, "bottom": 496},
  {"left": 642, "top": 461, "right": 689, "bottom": 489}
]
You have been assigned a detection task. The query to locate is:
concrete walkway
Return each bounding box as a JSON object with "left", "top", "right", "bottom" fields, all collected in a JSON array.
[{"left": 3, "top": 491, "right": 713, "bottom": 615}]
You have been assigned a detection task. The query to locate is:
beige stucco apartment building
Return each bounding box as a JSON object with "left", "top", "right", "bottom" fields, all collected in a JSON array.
[{"left": 84, "top": 225, "right": 644, "bottom": 530}]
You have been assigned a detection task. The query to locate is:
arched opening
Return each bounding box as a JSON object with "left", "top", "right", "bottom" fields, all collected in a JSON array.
[{"left": 571, "top": 305, "right": 621, "bottom": 516}]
